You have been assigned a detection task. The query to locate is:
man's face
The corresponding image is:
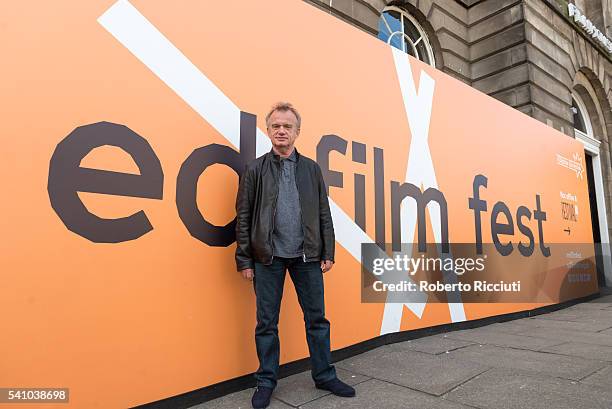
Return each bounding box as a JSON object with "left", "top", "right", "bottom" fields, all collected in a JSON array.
[{"left": 266, "top": 110, "right": 300, "bottom": 150}]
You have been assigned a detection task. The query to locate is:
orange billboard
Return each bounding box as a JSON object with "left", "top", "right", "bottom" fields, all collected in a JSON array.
[{"left": 0, "top": 0, "right": 597, "bottom": 407}]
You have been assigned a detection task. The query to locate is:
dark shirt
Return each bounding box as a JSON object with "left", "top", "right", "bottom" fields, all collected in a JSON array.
[{"left": 272, "top": 149, "right": 304, "bottom": 258}]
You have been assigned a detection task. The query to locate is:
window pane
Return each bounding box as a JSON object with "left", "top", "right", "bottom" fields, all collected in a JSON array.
[
  {"left": 377, "top": 16, "right": 390, "bottom": 39},
  {"left": 416, "top": 41, "right": 430, "bottom": 63},
  {"left": 572, "top": 98, "right": 587, "bottom": 134},
  {"left": 404, "top": 37, "right": 417, "bottom": 58},
  {"left": 385, "top": 11, "right": 402, "bottom": 33},
  {"left": 378, "top": 11, "right": 404, "bottom": 52},
  {"left": 403, "top": 16, "right": 422, "bottom": 44}
]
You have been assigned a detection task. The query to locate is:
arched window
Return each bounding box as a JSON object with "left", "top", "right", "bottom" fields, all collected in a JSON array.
[
  {"left": 571, "top": 93, "right": 593, "bottom": 137},
  {"left": 377, "top": 6, "right": 435, "bottom": 66}
]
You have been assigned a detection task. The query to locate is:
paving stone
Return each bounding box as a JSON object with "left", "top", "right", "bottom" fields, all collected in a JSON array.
[
  {"left": 541, "top": 342, "right": 612, "bottom": 362},
  {"left": 445, "top": 368, "right": 612, "bottom": 409},
  {"left": 387, "top": 334, "right": 475, "bottom": 355},
  {"left": 191, "top": 388, "right": 291, "bottom": 409},
  {"left": 300, "top": 378, "right": 470, "bottom": 409},
  {"left": 445, "top": 327, "right": 563, "bottom": 350},
  {"left": 336, "top": 346, "right": 489, "bottom": 396},
  {"left": 484, "top": 320, "right": 539, "bottom": 334},
  {"left": 274, "top": 367, "right": 369, "bottom": 407},
  {"left": 524, "top": 317, "right": 612, "bottom": 332},
  {"left": 533, "top": 309, "right": 612, "bottom": 323},
  {"left": 566, "top": 301, "right": 612, "bottom": 310},
  {"left": 190, "top": 295, "right": 612, "bottom": 408},
  {"left": 446, "top": 344, "right": 606, "bottom": 380},
  {"left": 581, "top": 365, "right": 612, "bottom": 390},
  {"left": 515, "top": 327, "right": 612, "bottom": 347},
  {"left": 599, "top": 327, "right": 612, "bottom": 335},
  {"left": 530, "top": 311, "right": 585, "bottom": 321}
]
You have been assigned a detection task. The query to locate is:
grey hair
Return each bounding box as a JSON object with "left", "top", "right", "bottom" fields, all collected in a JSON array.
[{"left": 265, "top": 102, "right": 301, "bottom": 130}]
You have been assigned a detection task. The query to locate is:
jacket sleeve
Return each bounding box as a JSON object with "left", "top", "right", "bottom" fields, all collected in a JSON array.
[
  {"left": 316, "top": 164, "right": 335, "bottom": 262},
  {"left": 235, "top": 165, "right": 255, "bottom": 271}
]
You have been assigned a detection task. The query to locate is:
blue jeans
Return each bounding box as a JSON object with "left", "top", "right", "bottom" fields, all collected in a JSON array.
[{"left": 253, "top": 257, "right": 337, "bottom": 388}]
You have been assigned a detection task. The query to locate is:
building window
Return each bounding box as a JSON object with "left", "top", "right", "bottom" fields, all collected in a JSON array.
[
  {"left": 377, "top": 6, "right": 435, "bottom": 66},
  {"left": 571, "top": 94, "right": 592, "bottom": 137}
]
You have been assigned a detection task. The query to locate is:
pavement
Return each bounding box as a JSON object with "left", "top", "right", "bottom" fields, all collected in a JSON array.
[{"left": 191, "top": 290, "right": 612, "bottom": 409}]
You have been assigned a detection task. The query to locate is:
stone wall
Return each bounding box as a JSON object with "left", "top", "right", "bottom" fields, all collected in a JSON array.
[{"left": 469, "top": 0, "right": 528, "bottom": 113}]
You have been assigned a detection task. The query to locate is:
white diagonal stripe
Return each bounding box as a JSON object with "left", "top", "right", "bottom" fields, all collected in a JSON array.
[
  {"left": 98, "top": 1, "right": 428, "bottom": 321},
  {"left": 98, "top": 0, "right": 271, "bottom": 156},
  {"left": 381, "top": 49, "right": 466, "bottom": 334}
]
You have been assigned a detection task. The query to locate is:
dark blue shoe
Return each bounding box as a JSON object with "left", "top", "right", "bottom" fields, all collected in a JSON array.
[
  {"left": 251, "top": 386, "right": 273, "bottom": 409},
  {"left": 315, "top": 378, "right": 356, "bottom": 397}
]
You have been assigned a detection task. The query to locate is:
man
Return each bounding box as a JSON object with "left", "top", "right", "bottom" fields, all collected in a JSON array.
[{"left": 235, "top": 102, "right": 356, "bottom": 408}]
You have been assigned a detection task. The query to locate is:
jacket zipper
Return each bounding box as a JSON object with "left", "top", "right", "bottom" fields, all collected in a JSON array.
[
  {"left": 294, "top": 161, "right": 307, "bottom": 263},
  {"left": 269, "top": 163, "right": 281, "bottom": 263}
]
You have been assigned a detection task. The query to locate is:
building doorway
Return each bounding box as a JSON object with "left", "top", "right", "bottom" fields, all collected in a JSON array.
[
  {"left": 585, "top": 154, "right": 606, "bottom": 286},
  {"left": 572, "top": 94, "right": 612, "bottom": 287}
]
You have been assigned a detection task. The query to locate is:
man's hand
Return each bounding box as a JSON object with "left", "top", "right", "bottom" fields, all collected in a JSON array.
[
  {"left": 240, "top": 268, "right": 254, "bottom": 280},
  {"left": 320, "top": 260, "right": 334, "bottom": 273}
]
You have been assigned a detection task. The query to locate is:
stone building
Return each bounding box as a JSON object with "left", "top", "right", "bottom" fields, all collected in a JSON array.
[{"left": 307, "top": 0, "right": 612, "bottom": 286}]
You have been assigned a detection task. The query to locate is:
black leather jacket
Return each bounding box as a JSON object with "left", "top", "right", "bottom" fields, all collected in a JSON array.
[{"left": 235, "top": 148, "right": 335, "bottom": 271}]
